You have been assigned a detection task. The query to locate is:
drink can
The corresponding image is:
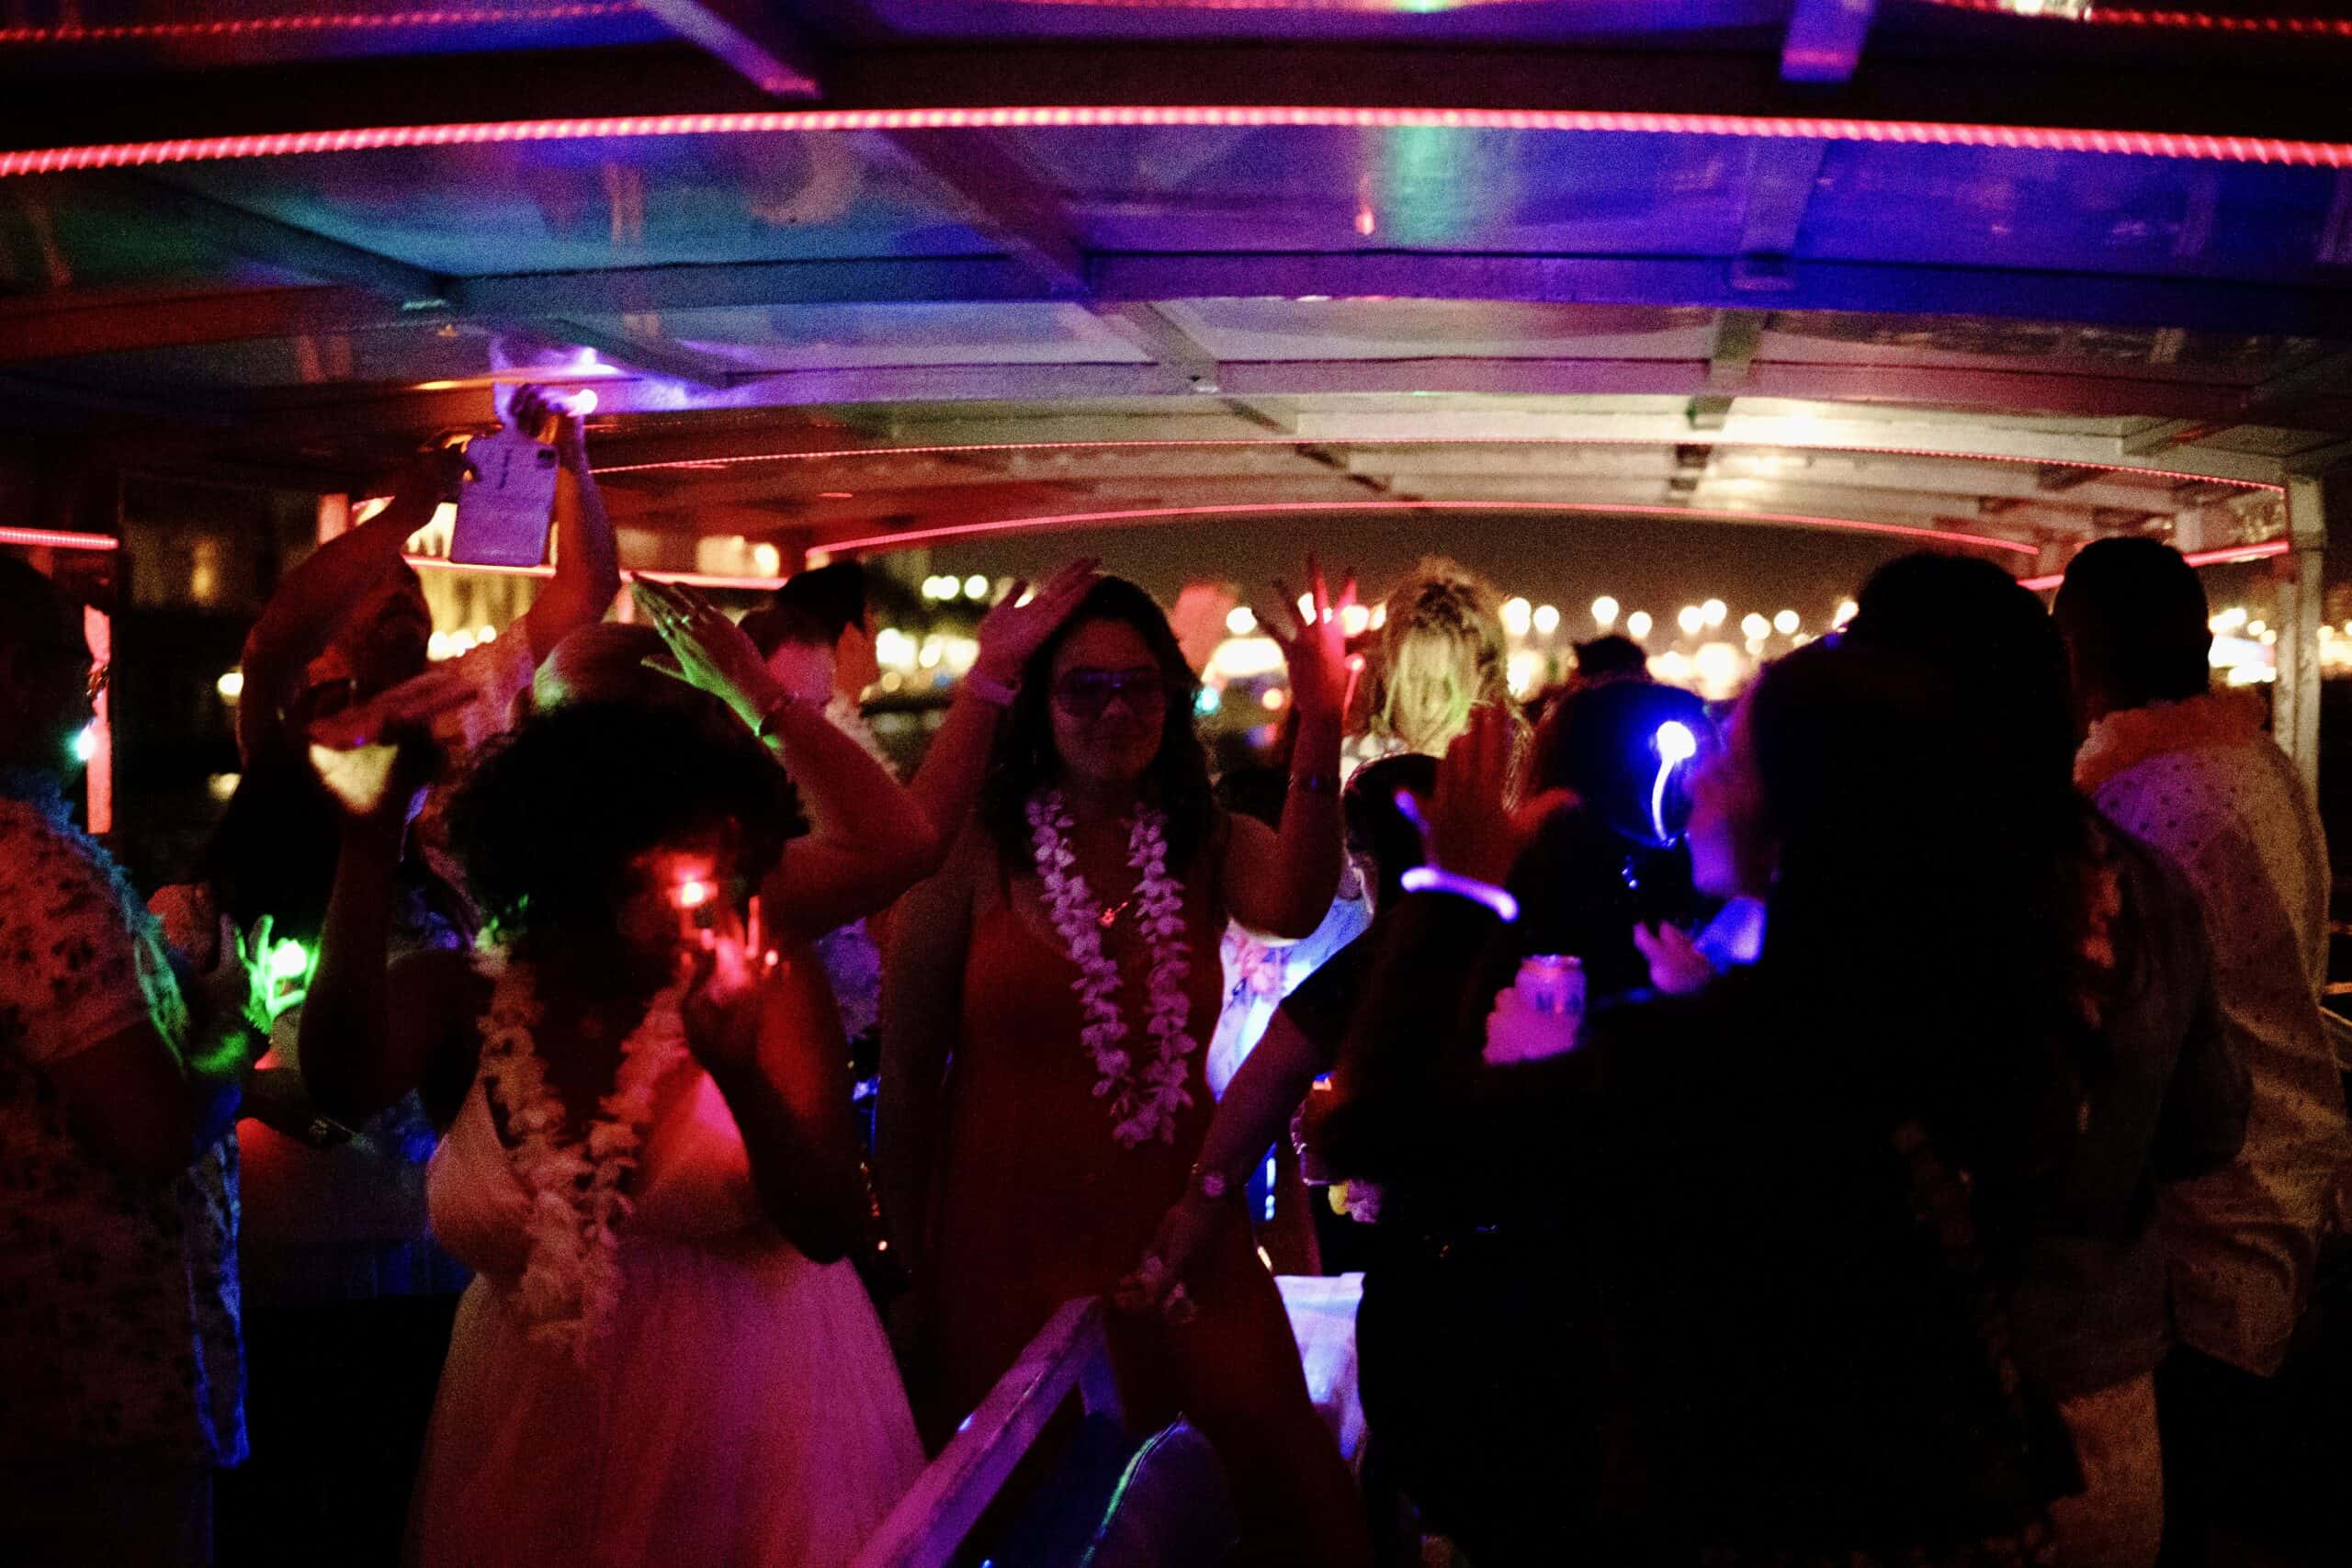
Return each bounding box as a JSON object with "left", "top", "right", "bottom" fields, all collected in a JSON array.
[{"left": 1515, "top": 953, "right": 1586, "bottom": 1021}]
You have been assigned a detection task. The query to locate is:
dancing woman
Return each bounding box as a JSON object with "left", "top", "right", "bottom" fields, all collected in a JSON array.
[
  {"left": 299, "top": 701, "right": 922, "bottom": 1568},
  {"left": 881, "top": 565, "right": 1369, "bottom": 1568}
]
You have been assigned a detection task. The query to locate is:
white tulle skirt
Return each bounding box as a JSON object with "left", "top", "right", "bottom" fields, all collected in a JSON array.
[{"left": 406, "top": 1234, "right": 922, "bottom": 1568}]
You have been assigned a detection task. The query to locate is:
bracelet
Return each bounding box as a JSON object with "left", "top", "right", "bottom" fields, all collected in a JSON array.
[
  {"left": 1399, "top": 865, "right": 1520, "bottom": 923},
  {"left": 753, "top": 692, "right": 814, "bottom": 742},
  {"left": 964, "top": 671, "right": 1019, "bottom": 708},
  {"left": 1288, "top": 772, "right": 1340, "bottom": 796},
  {"left": 1187, "top": 1163, "right": 1236, "bottom": 1203}
]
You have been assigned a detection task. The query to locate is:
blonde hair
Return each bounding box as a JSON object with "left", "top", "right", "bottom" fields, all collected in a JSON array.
[{"left": 1365, "top": 558, "right": 1513, "bottom": 756}]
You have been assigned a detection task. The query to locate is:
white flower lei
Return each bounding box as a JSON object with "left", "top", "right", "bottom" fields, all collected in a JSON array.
[
  {"left": 1026, "top": 788, "right": 1198, "bottom": 1146},
  {"left": 473, "top": 944, "right": 690, "bottom": 1360}
]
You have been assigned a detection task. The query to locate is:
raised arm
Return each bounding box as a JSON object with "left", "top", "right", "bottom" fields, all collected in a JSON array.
[
  {"left": 684, "top": 922, "right": 870, "bottom": 1262},
  {"left": 1226, "top": 558, "right": 1351, "bottom": 939},
  {"left": 876, "top": 827, "right": 981, "bottom": 1271},
  {"left": 508, "top": 386, "right": 621, "bottom": 665},
  {"left": 239, "top": 445, "right": 469, "bottom": 763},
  {"left": 899, "top": 559, "right": 1100, "bottom": 852},
  {"left": 297, "top": 723, "right": 479, "bottom": 1124},
  {"left": 635, "top": 578, "right": 939, "bottom": 936}
]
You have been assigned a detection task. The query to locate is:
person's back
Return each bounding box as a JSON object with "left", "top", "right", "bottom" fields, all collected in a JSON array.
[{"left": 2057, "top": 541, "right": 2348, "bottom": 1381}]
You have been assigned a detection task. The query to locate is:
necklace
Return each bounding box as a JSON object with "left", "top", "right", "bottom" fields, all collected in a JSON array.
[
  {"left": 1026, "top": 789, "right": 1198, "bottom": 1146},
  {"left": 473, "top": 946, "right": 690, "bottom": 1360}
]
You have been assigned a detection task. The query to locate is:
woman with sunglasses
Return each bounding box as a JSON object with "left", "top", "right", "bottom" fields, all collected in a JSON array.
[{"left": 880, "top": 566, "right": 1368, "bottom": 1568}]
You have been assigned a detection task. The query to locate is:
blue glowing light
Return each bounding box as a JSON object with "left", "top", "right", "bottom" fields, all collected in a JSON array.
[
  {"left": 71, "top": 723, "right": 96, "bottom": 762},
  {"left": 1650, "top": 720, "right": 1698, "bottom": 843},
  {"left": 1194, "top": 686, "right": 1221, "bottom": 716}
]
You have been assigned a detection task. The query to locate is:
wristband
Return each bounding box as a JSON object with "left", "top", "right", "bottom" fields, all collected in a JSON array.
[
  {"left": 753, "top": 693, "right": 814, "bottom": 742},
  {"left": 1400, "top": 865, "right": 1520, "bottom": 923},
  {"left": 964, "top": 671, "right": 1019, "bottom": 708}
]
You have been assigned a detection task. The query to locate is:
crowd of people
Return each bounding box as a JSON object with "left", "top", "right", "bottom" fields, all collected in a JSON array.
[{"left": 2, "top": 393, "right": 2347, "bottom": 1568}]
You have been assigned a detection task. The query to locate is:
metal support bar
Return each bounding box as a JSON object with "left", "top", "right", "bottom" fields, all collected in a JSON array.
[
  {"left": 2276, "top": 474, "right": 2327, "bottom": 797},
  {"left": 635, "top": 0, "right": 821, "bottom": 96},
  {"left": 1782, "top": 0, "right": 1878, "bottom": 84},
  {"left": 1095, "top": 303, "right": 1223, "bottom": 395},
  {"left": 883, "top": 130, "right": 1090, "bottom": 296}
]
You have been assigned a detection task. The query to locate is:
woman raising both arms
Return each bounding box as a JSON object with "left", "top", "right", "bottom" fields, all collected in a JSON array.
[{"left": 881, "top": 560, "right": 1370, "bottom": 1568}]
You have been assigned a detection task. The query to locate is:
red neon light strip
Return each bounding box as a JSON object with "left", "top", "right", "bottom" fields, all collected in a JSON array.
[
  {"left": 0, "top": 6, "right": 638, "bottom": 46},
  {"left": 820, "top": 499, "right": 2044, "bottom": 557},
  {"left": 593, "top": 434, "right": 2281, "bottom": 493},
  {"left": 2017, "top": 536, "right": 2290, "bottom": 590},
  {"left": 405, "top": 557, "right": 790, "bottom": 590},
  {"left": 1912, "top": 1, "right": 2352, "bottom": 39},
  {"left": 6, "top": 106, "right": 2347, "bottom": 179},
  {"left": 0, "top": 525, "right": 120, "bottom": 551}
]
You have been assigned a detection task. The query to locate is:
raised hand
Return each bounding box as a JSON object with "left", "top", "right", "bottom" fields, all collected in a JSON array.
[
  {"left": 509, "top": 384, "right": 588, "bottom": 469},
  {"left": 1255, "top": 555, "right": 1354, "bottom": 727},
  {"left": 1633, "top": 921, "right": 1714, "bottom": 996},
  {"left": 304, "top": 667, "right": 469, "bottom": 823},
  {"left": 195, "top": 912, "right": 278, "bottom": 1039},
  {"left": 1424, "top": 705, "right": 1570, "bottom": 889},
  {"left": 633, "top": 578, "right": 781, "bottom": 728},
  {"left": 970, "top": 558, "right": 1100, "bottom": 685},
  {"left": 681, "top": 909, "right": 765, "bottom": 1072}
]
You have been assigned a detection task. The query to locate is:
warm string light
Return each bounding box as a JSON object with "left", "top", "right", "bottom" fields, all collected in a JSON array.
[
  {"left": 2016, "top": 536, "right": 2290, "bottom": 590},
  {"left": 0, "top": 6, "right": 639, "bottom": 46},
  {"left": 590, "top": 434, "right": 2281, "bottom": 493},
  {"left": 820, "top": 500, "right": 2046, "bottom": 557},
  {"left": 6, "top": 105, "right": 2348, "bottom": 178}
]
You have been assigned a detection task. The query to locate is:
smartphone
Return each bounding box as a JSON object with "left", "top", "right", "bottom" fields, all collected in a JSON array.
[{"left": 449, "top": 427, "right": 560, "bottom": 568}]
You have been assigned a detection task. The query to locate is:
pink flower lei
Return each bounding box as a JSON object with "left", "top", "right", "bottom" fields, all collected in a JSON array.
[
  {"left": 1026, "top": 789, "right": 1198, "bottom": 1146},
  {"left": 473, "top": 944, "right": 690, "bottom": 1360}
]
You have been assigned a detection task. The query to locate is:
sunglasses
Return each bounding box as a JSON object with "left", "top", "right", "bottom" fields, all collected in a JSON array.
[{"left": 1052, "top": 666, "right": 1169, "bottom": 720}]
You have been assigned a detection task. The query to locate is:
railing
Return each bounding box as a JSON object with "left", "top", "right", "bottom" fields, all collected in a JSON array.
[{"left": 852, "top": 1298, "right": 1123, "bottom": 1568}]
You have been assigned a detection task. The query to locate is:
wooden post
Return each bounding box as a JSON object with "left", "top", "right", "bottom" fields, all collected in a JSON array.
[{"left": 2275, "top": 475, "right": 2326, "bottom": 797}]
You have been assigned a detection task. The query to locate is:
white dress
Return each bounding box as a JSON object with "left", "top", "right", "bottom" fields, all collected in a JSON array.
[{"left": 407, "top": 1065, "right": 923, "bottom": 1567}]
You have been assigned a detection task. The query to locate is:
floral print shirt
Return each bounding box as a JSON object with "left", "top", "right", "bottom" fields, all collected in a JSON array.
[{"left": 0, "top": 776, "right": 243, "bottom": 1466}]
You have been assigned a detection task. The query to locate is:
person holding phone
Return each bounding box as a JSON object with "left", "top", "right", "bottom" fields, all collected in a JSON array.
[{"left": 297, "top": 696, "right": 922, "bottom": 1567}]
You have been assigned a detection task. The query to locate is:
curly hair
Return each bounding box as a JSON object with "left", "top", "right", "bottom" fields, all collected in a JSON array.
[
  {"left": 978, "top": 576, "right": 1215, "bottom": 874},
  {"left": 1366, "top": 558, "right": 1513, "bottom": 756},
  {"left": 446, "top": 699, "right": 802, "bottom": 954}
]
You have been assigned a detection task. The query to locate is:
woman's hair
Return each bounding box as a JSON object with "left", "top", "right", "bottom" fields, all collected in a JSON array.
[
  {"left": 1342, "top": 751, "right": 1438, "bottom": 909},
  {"left": 741, "top": 561, "right": 868, "bottom": 659},
  {"left": 979, "top": 576, "right": 1214, "bottom": 874},
  {"left": 447, "top": 699, "right": 801, "bottom": 958},
  {"left": 1366, "top": 558, "right": 1512, "bottom": 756},
  {"left": 1744, "top": 641, "right": 2086, "bottom": 1258},
  {"left": 201, "top": 750, "right": 466, "bottom": 950}
]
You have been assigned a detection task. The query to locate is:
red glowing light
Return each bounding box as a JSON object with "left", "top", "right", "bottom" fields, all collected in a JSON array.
[
  {"left": 820, "top": 500, "right": 2044, "bottom": 557},
  {"left": 0, "top": 6, "right": 638, "bottom": 47},
  {"left": 1912, "top": 0, "right": 2352, "bottom": 39},
  {"left": 0, "top": 525, "right": 120, "bottom": 551},
  {"left": 5, "top": 106, "right": 2347, "bottom": 180},
  {"left": 2017, "top": 536, "right": 2289, "bottom": 591},
  {"left": 588, "top": 435, "right": 2279, "bottom": 494}
]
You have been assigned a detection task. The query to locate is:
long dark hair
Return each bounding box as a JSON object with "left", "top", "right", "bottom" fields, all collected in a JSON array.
[
  {"left": 979, "top": 576, "right": 1215, "bottom": 874},
  {"left": 201, "top": 750, "right": 467, "bottom": 951},
  {"left": 1745, "top": 642, "right": 2086, "bottom": 1260}
]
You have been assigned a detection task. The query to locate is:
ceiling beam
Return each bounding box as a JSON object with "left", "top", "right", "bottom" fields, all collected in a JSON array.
[
  {"left": 881, "top": 130, "right": 1090, "bottom": 296},
  {"left": 449, "top": 252, "right": 2352, "bottom": 340},
  {"left": 121, "top": 176, "right": 447, "bottom": 304},
  {"left": 1705, "top": 309, "right": 1769, "bottom": 389},
  {"left": 634, "top": 0, "right": 821, "bottom": 97},
  {"left": 1781, "top": 0, "right": 1878, "bottom": 85},
  {"left": 0, "top": 285, "right": 413, "bottom": 366},
  {"left": 1094, "top": 304, "right": 1224, "bottom": 395}
]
